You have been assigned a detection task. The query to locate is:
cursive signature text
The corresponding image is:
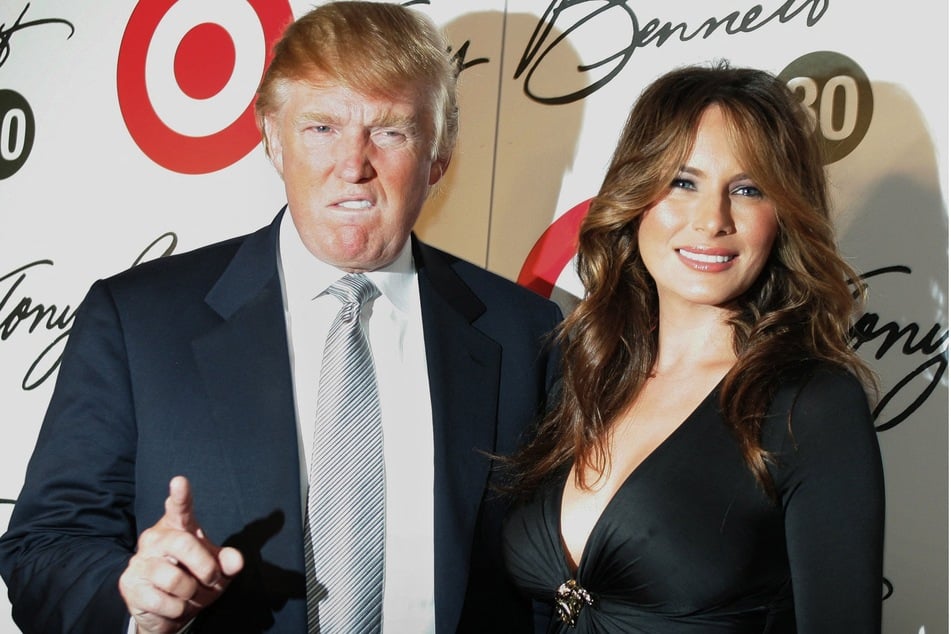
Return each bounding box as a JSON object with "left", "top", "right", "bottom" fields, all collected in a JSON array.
[
  {"left": 0, "top": 3, "right": 74, "bottom": 69},
  {"left": 0, "top": 233, "right": 178, "bottom": 391},
  {"left": 0, "top": 260, "right": 75, "bottom": 390},
  {"left": 516, "top": 0, "right": 829, "bottom": 104},
  {"left": 851, "top": 266, "right": 949, "bottom": 431}
]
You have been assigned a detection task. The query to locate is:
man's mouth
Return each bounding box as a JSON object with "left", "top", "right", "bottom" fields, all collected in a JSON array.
[{"left": 336, "top": 199, "right": 373, "bottom": 210}]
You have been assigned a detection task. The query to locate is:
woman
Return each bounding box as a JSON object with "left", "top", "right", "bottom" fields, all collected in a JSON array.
[{"left": 502, "top": 62, "right": 885, "bottom": 632}]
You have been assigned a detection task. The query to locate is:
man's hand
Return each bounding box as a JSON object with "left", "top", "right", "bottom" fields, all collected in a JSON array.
[{"left": 118, "top": 476, "right": 244, "bottom": 633}]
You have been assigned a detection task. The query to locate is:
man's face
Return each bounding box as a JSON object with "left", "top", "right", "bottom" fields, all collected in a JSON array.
[{"left": 264, "top": 74, "right": 447, "bottom": 272}]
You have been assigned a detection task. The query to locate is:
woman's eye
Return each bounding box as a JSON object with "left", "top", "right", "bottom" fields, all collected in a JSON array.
[
  {"left": 733, "top": 185, "right": 763, "bottom": 198},
  {"left": 671, "top": 178, "right": 695, "bottom": 190}
]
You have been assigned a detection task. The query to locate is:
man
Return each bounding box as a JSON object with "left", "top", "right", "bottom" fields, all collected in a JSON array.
[{"left": 0, "top": 3, "right": 561, "bottom": 632}]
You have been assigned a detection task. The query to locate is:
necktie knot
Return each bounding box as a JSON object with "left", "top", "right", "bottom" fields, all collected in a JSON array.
[{"left": 326, "top": 273, "right": 380, "bottom": 309}]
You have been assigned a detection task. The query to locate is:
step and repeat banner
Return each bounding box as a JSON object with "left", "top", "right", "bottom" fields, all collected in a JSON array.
[{"left": 1, "top": 1, "right": 947, "bottom": 631}]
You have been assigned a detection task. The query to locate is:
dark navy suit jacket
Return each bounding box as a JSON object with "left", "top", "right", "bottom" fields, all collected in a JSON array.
[{"left": 0, "top": 211, "right": 562, "bottom": 633}]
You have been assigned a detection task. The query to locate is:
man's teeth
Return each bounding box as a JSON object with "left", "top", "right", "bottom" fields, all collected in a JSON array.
[
  {"left": 679, "top": 249, "right": 732, "bottom": 263},
  {"left": 339, "top": 200, "right": 371, "bottom": 209}
]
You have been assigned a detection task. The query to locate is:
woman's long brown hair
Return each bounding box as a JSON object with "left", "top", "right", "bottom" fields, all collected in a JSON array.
[{"left": 506, "top": 61, "right": 875, "bottom": 498}]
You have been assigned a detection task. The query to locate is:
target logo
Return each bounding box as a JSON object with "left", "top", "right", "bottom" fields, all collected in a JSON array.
[
  {"left": 117, "top": 0, "right": 292, "bottom": 174},
  {"left": 517, "top": 198, "right": 590, "bottom": 299}
]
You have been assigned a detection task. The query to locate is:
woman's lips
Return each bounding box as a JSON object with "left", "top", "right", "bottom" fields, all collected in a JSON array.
[{"left": 677, "top": 247, "right": 736, "bottom": 270}]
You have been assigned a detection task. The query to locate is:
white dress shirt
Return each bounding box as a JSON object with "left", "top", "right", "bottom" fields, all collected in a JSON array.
[{"left": 277, "top": 213, "right": 436, "bottom": 632}]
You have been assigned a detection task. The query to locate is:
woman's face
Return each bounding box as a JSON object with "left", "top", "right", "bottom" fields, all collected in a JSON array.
[{"left": 638, "top": 105, "right": 779, "bottom": 313}]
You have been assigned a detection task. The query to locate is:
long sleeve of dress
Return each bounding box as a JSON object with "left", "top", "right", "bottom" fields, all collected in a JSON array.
[{"left": 767, "top": 368, "right": 886, "bottom": 633}]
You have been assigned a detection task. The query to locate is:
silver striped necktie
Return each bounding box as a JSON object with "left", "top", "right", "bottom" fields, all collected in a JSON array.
[{"left": 306, "top": 272, "right": 385, "bottom": 633}]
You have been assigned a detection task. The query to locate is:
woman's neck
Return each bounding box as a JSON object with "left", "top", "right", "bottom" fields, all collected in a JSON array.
[{"left": 653, "top": 303, "right": 736, "bottom": 377}]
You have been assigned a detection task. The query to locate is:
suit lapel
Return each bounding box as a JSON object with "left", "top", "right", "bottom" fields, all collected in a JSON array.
[
  {"left": 191, "top": 213, "right": 307, "bottom": 628},
  {"left": 187, "top": 227, "right": 503, "bottom": 631},
  {"left": 414, "top": 238, "right": 501, "bottom": 633}
]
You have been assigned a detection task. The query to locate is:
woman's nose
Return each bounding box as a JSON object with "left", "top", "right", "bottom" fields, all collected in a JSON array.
[{"left": 692, "top": 194, "right": 736, "bottom": 236}]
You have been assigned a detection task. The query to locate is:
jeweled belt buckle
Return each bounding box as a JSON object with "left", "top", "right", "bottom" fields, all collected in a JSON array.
[{"left": 554, "top": 578, "right": 593, "bottom": 627}]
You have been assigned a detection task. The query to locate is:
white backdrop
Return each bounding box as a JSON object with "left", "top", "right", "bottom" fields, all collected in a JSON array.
[{"left": 0, "top": 1, "right": 946, "bottom": 632}]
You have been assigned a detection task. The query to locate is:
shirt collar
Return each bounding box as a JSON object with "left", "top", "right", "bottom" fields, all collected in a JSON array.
[{"left": 278, "top": 211, "right": 416, "bottom": 313}]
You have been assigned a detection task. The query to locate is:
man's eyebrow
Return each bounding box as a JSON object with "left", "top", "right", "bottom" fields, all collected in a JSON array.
[
  {"left": 290, "top": 111, "right": 420, "bottom": 132},
  {"left": 293, "top": 110, "right": 338, "bottom": 125},
  {"left": 373, "top": 113, "right": 419, "bottom": 131}
]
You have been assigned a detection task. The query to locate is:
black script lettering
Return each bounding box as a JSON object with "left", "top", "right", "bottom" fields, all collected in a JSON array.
[
  {"left": 852, "top": 266, "right": 949, "bottom": 360},
  {"left": 850, "top": 266, "right": 949, "bottom": 430},
  {"left": 640, "top": 0, "right": 828, "bottom": 46},
  {"left": 0, "top": 3, "right": 74, "bottom": 69},
  {"left": 2, "top": 233, "right": 182, "bottom": 391},
  {"left": 515, "top": 0, "right": 635, "bottom": 104},
  {"left": 516, "top": 0, "right": 829, "bottom": 104},
  {"left": 0, "top": 261, "right": 75, "bottom": 340},
  {"left": 398, "top": 0, "right": 489, "bottom": 72},
  {"left": 853, "top": 313, "right": 948, "bottom": 360},
  {"left": 132, "top": 232, "right": 177, "bottom": 267},
  {"left": 0, "top": 261, "right": 77, "bottom": 391},
  {"left": 873, "top": 353, "right": 947, "bottom": 432},
  {"left": 22, "top": 329, "right": 68, "bottom": 391},
  {"left": 450, "top": 40, "right": 489, "bottom": 72}
]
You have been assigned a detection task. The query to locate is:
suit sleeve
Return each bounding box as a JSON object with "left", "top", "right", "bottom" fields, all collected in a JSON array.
[
  {"left": 772, "top": 369, "right": 885, "bottom": 633},
  {"left": 0, "top": 280, "right": 136, "bottom": 633}
]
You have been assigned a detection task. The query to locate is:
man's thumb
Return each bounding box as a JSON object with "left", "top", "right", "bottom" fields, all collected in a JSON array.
[{"left": 218, "top": 546, "right": 244, "bottom": 578}]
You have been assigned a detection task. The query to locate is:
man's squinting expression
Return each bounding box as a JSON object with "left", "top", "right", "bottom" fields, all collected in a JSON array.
[{"left": 264, "top": 76, "right": 447, "bottom": 272}]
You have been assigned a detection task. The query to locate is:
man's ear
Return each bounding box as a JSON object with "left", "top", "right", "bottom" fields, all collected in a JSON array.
[
  {"left": 429, "top": 154, "right": 451, "bottom": 186},
  {"left": 262, "top": 115, "right": 284, "bottom": 176}
]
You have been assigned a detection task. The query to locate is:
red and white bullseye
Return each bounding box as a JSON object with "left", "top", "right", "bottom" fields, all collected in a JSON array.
[
  {"left": 145, "top": 0, "right": 264, "bottom": 137},
  {"left": 117, "top": 0, "right": 292, "bottom": 173}
]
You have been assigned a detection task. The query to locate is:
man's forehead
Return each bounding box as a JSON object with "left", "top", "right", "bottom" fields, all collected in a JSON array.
[{"left": 279, "top": 77, "right": 430, "bottom": 124}]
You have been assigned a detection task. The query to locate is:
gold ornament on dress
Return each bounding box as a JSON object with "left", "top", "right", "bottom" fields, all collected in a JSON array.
[{"left": 554, "top": 579, "right": 593, "bottom": 627}]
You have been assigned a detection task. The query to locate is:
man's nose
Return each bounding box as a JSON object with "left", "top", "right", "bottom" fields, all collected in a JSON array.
[{"left": 334, "top": 133, "right": 375, "bottom": 182}]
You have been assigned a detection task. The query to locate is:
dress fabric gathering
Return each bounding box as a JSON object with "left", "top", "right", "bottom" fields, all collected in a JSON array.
[{"left": 503, "top": 367, "right": 883, "bottom": 633}]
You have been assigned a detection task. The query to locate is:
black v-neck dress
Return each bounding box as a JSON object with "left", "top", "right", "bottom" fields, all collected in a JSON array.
[{"left": 503, "top": 368, "right": 884, "bottom": 633}]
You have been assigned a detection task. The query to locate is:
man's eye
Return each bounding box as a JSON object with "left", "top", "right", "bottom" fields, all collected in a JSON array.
[
  {"left": 373, "top": 129, "right": 408, "bottom": 147},
  {"left": 304, "top": 124, "right": 332, "bottom": 135}
]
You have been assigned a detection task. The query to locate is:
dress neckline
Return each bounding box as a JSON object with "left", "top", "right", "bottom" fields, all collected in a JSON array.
[{"left": 556, "top": 382, "right": 722, "bottom": 576}]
